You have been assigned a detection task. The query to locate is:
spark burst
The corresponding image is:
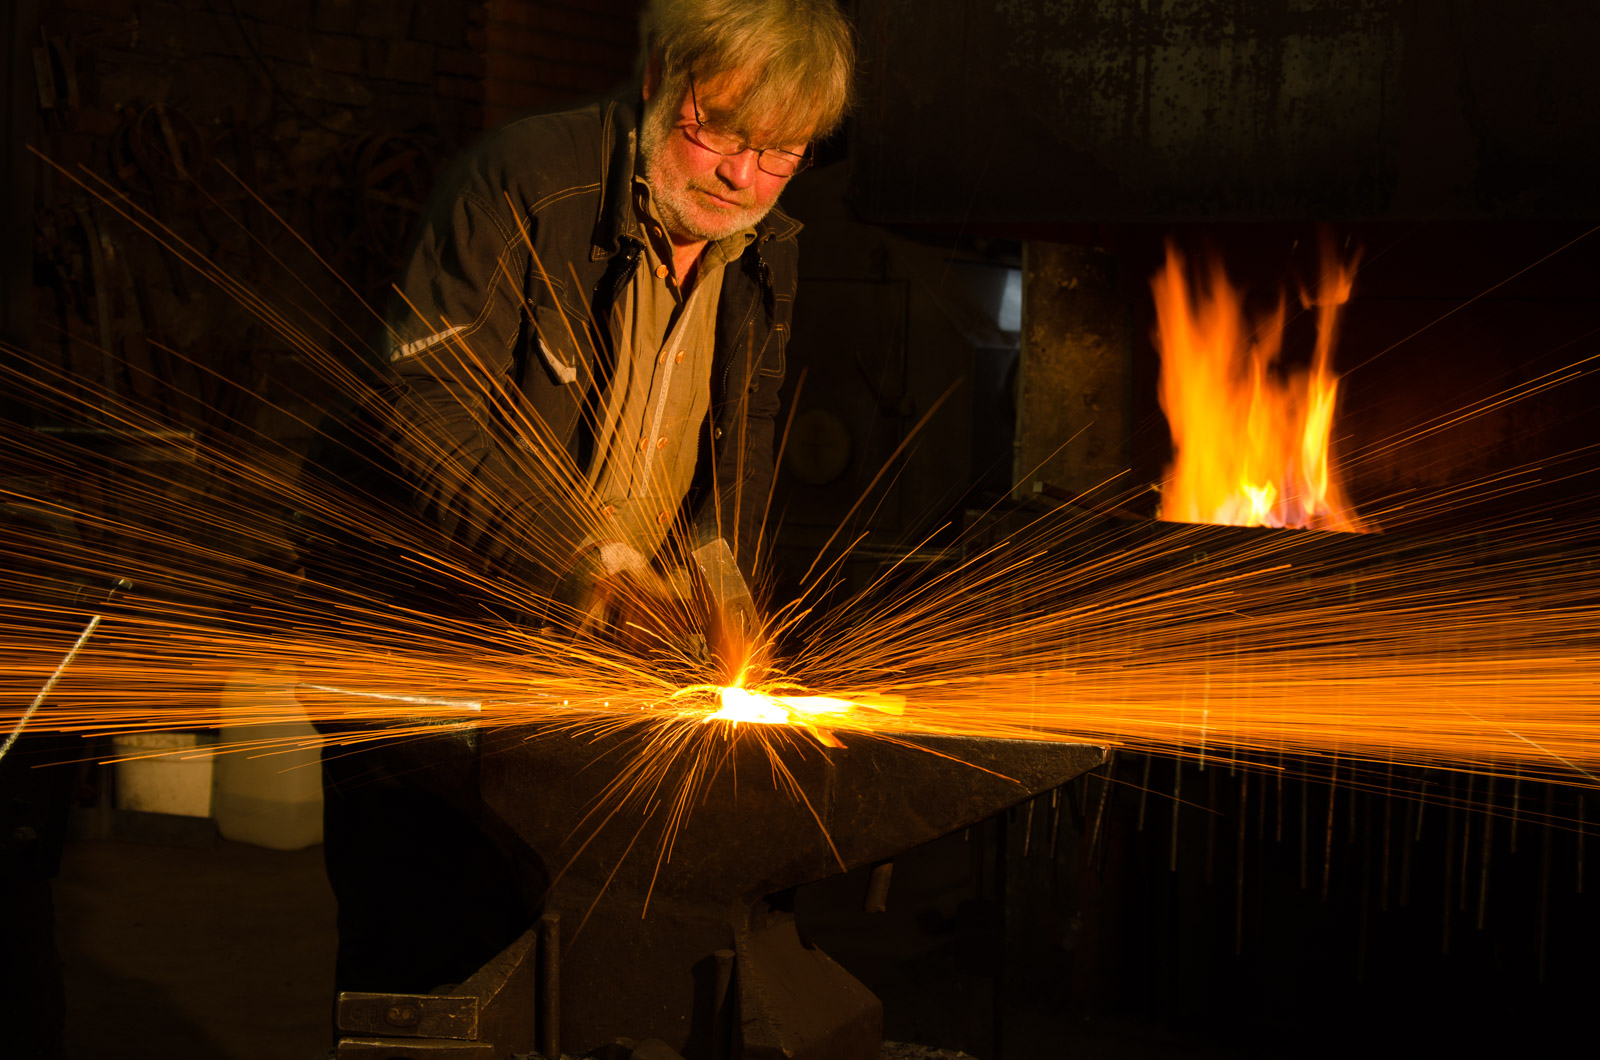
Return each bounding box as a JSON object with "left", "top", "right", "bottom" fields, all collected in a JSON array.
[{"left": 3, "top": 152, "right": 1600, "bottom": 872}]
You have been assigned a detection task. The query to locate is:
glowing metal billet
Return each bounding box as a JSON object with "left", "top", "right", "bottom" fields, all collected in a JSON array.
[{"left": 699, "top": 684, "right": 907, "bottom": 725}]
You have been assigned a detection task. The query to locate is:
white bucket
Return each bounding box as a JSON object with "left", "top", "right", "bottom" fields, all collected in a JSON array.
[
  {"left": 210, "top": 671, "right": 324, "bottom": 851},
  {"left": 113, "top": 731, "right": 215, "bottom": 818}
]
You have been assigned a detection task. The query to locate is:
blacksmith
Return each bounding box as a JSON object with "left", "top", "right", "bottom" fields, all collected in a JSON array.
[{"left": 320, "top": 0, "right": 856, "bottom": 997}]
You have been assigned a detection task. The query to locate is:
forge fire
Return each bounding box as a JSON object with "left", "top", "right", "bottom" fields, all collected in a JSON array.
[{"left": 1154, "top": 239, "right": 1367, "bottom": 533}]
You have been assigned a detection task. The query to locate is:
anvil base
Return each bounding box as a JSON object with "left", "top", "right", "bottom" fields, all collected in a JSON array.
[{"left": 335, "top": 726, "right": 1105, "bottom": 1059}]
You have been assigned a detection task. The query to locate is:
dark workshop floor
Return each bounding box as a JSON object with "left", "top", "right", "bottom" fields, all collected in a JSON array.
[
  {"left": 54, "top": 836, "right": 338, "bottom": 1060},
  {"left": 49, "top": 826, "right": 1230, "bottom": 1060}
]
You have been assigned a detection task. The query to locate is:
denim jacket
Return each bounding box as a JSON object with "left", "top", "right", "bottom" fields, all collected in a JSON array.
[{"left": 376, "top": 90, "right": 797, "bottom": 592}]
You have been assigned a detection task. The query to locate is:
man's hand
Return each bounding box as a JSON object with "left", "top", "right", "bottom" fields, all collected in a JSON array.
[
  {"left": 550, "top": 542, "right": 693, "bottom": 656},
  {"left": 688, "top": 538, "right": 760, "bottom": 681}
]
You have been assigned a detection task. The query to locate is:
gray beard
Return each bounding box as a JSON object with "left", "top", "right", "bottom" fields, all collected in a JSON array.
[{"left": 638, "top": 98, "right": 775, "bottom": 243}]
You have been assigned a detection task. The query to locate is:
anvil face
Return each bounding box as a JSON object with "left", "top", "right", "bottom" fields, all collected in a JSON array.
[{"left": 477, "top": 724, "right": 1105, "bottom": 1059}]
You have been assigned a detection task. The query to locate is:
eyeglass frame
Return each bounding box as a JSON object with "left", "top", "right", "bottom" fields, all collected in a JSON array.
[{"left": 682, "top": 76, "right": 811, "bottom": 179}]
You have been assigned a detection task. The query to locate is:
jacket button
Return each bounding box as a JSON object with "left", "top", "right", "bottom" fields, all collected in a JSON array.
[
  {"left": 656, "top": 437, "right": 667, "bottom": 450},
  {"left": 654, "top": 264, "right": 669, "bottom": 279},
  {"left": 657, "top": 349, "right": 669, "bottom": 365},
  {"left": 638, "top": 436, "right": 648, "bottom": 452},
  {"left": 657, "top": 510, "right": 670, "bottom": 526},
  {"left": 714, "top": 427, "right": 723, "bottom": 440},
  {"left": 600, "top": 504, "right": 615, "bottom": 517},
  {"left": 674, "top": 350, "right": 685, "bottom": 364}
]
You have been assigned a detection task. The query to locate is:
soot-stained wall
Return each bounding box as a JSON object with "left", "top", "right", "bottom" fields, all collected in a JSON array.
[
  {"left": 851, "top": 0, "right": 1600, "bottom": 224},
  {"left": 28, "top": 0, "right": 492, "bottom": 451},
  {"left": 24, "top": 0, "right": 644, "bottom": 451}
]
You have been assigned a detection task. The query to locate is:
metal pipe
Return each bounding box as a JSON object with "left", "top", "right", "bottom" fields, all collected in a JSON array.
[
  {"left": 1459, "top": 774, "right": 1475, "bottom": 912},
  {"left": 1275, "top": 765, "right": 1283, "bottom": 843},
  {"left": 538, "top": 912, "right": 560, "bottom": 1060},
  {"left": 1235, "top": 770, "right": 1248, "bottom": 955},
  {"left": 1442, "top": 779, "right": 1457, "bottom": 955},
  {"left": 1476, "top": 777, "right": 1495, "bottom": 930},
  {"left": 1357, "top": 794, "right": 1372, "bottom": 982},
  {"left": 1170, "top": 761, "right": 1182, "bottom": 873},
  {"left": 1381, "top": 770, "right": 1393, "bottom": 913},
  {"left": 1510, "top": 771, "right": 1521, "bottom": 854},
  {"left": 1048, "top": 786, "right": 1061, "bottom": 861},
  {"left": 709, "top": 948, "right": 735, "bottom": 1060},
  {"left": 1400, "top": 795, "right": 1416, "bottom": 908},
  {"left": 1578, "top": 795, "right": 1586, "bottom": 895},
  {"left": 1205, "top": 768, "right": 1218, "bottom": 885},
  {"left": 1136, "top": 755, "right": 1150, "bottom": 832},
  {"left": 1087, "top": 755, "right": 1114, "bottom": 869},
  {"left": 992, "top": 811, "right": 1008, "bottom": 1060},
  {"left": 1299, "top": 775, "right": 1309, "bottom": 890},
  {"left": 1539, "top": 786, "right": 1554, "bottom": 981},
  {"left": 864, "top": 861, "right": 893, "bottom": 914},
  {"left": 1322, "top": 761, "right": 1337, "bottom": 901}
]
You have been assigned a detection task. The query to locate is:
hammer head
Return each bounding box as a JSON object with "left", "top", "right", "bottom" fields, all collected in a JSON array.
[{"left": 690, "top": 537, "right": 759, "bottom": 680}]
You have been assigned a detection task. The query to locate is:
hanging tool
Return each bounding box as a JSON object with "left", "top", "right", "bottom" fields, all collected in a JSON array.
[{"left": 0, "top": 577, "right": 131, "bottom": 763}]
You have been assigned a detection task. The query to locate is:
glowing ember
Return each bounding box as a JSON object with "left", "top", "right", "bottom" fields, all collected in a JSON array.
[
  {"left": 1153, "top": 240, "right": 1367, "bottom": 532},
  {"left": 713, "top": 685, "right": 857, "bottom": 724},
  {"left": 661, "top": 683, "right": 909, "bottom": 747},
  {"left": 713, "top": 685, "right": 791, "bottom": 723}
]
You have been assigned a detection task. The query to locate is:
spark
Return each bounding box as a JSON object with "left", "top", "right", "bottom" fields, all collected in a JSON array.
[{"left": 2, "top": 151, "right": 1599, "bottom": 916}]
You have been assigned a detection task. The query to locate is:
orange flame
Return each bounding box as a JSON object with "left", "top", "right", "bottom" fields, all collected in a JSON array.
[{"left": 1153, "top": 240, "right": 1367, "bottom": 532}]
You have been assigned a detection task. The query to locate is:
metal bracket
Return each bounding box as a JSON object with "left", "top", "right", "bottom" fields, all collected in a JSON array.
[{"left": 336, "top": 924, "right": 539, "bottom": 1059}]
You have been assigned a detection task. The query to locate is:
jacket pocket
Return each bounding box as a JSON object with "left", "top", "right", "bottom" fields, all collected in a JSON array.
[
  {"left": 757, "top": 321, "right": 787, "bottom": 379},
  {"left": 527, "top": 300, "right": 586, "bottom": 386}
]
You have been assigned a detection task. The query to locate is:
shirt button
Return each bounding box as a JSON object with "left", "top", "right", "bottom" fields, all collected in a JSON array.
[
  {"left": 674, "top": 350, "right": 685, "bottom": 364},
  {"left": 656, "top": 437, "right": 667, "bottom": 450},
  {"left": 654, "top": 264, "right": 669, "bottom": 279},
  {"left": 657, "top": 510, "right": 670, "bottom": 526}
]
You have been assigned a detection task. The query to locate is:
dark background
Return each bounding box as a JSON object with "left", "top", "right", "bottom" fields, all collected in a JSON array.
[{"left": 5, "top": 1, "right": 1599, "bottom": 1057}]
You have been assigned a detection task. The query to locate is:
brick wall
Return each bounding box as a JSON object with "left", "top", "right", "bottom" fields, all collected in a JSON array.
[{"left": 483, "top": 0, "right": 641, "bottom": 128}]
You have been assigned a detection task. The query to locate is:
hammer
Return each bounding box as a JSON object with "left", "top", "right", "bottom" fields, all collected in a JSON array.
[{"left": 689, "top": 538, "right": 759, "bottom": 680}]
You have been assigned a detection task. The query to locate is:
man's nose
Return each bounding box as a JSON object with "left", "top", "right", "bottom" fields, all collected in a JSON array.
[{"left": 716, "top": 149, "right": 759, "bottom": 189}]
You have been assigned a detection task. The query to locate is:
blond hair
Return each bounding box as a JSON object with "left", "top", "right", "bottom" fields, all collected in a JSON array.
[{"left": 638, "top": 0, "right": 856, "bottom": 146}]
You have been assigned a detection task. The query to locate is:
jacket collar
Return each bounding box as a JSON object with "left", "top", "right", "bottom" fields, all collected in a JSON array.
[
  {"left": 590, "top": 88, "right": 643, "bottom": 260},
  {"left": 591, "top": 90, "right": 803, "bottom": 260}
]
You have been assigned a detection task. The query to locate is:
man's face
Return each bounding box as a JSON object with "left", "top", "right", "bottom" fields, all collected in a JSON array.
[{"left": 640, "top": 75, "right": 803, "bottom": 243}]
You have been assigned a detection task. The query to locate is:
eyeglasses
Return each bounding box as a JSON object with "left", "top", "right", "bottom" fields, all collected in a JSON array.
[{"left": 684, "top": 76, "right": 810, "bottom": 179}]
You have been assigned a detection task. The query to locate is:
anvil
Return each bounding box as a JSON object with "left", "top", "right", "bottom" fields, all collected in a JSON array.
[{"left": 333, "top": 724, "right": 1105, "bottom": 1059}]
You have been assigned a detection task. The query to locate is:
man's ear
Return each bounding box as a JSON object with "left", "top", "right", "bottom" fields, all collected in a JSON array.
[{"left": 642, "top": 49, "right": 661, "bottom": 101}]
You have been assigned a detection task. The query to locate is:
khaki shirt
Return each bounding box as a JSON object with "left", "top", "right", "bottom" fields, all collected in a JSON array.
[{"left": 583, "top": 176, "right": 755, "bottom": 559}]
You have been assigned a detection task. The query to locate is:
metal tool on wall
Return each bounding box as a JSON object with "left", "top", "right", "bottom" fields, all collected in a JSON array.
[{"left": 0, "top": 576, "right": 131, "bottom": 764}]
